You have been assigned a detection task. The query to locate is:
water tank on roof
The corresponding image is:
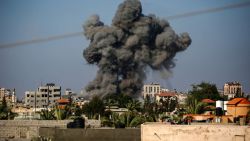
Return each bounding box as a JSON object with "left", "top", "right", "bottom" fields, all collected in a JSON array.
[
  {"left": 216, "top": 100, "right": 224, "bottom": 110},
  {"left": 224, "top": 101, "right": 228, "bottom": 111}
]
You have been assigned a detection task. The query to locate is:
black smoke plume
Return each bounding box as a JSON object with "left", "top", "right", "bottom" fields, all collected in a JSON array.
[{"left": 83, "top": 0, "right": 191, "bottom": 97}]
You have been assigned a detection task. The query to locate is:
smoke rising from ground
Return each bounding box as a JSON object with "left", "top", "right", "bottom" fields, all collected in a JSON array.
[{"left": 83, "top": 0, "right": 191, "bottom": 97}]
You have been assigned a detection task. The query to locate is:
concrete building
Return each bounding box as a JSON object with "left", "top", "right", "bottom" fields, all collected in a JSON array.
[
  {"left": 65, "top": 88, "right": 74, "bottom": 95},
  {"left": 105, "top": 106, "right": 128, "bottom": 115},
  {"left": 177, "top": 93, "right": 188, "bottom": 105},
  {"left": 0, "top": 87, "right": 16, "bottom": 107},
  {"left": 155, "top": 91, "right": 177, "bottom": 102},
  {"left": 226, "top": 98, "right": 250, "bottom": 119},
  {"left": 24, "top": 83, "right": 61, "bottom": 108},
  {"left": 223, "top": 82, "right": 242, "bottom": 99},
  {"left": 143, "top": 83, "right": 161, "bottom": 98}
]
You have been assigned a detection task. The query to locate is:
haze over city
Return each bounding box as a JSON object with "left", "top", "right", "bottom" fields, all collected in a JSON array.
[{"left": 0, "top": 0, "right": 250, "bottom": 100}]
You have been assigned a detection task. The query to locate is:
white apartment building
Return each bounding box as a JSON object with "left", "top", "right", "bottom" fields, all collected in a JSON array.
[
  {"left": 224, "top": 82, "right": 242, "bottom": 99},
  {"left": 143, "top": 83, "right": 161, "bottom": 98},
  {"left": 0, "top": 88, "right": 16, "bottom": 107},
  {"left": 24, "top": 83, "right": 61, "bottom": 108}
]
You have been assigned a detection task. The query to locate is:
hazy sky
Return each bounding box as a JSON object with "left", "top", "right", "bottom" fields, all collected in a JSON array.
[{"left": 0, "top": 0, "right": 250, "bottom": 99}]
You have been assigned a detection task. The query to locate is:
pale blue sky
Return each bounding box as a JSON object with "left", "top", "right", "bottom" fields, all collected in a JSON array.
[{"left": 0, "top": 0, "right": 250, "bottom": 99}]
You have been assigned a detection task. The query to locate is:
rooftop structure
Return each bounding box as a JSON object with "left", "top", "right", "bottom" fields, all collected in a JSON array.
[{"left": 201, "top": 99, "right": 215, "bottom": 104}]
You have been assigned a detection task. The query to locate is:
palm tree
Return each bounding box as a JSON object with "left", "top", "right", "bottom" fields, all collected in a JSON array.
[
  {"left": 126, "top": 99, "right": 141, "bottom": 112},
  {"left": 186, "top": 96, "right": 207, "bottom": 114},
  {"left": 40, "top": 109, "right": 55, "bottom": 120},
  {"left": 113, "top": 111, "right": 144, "bottom": 128},
  {"left": 82, "top": 96, "right": 104, "bottom": 119}
]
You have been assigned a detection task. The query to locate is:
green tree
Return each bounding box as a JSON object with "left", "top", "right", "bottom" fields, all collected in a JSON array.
[
  {"left": 40, "top": 109, "right": 55, "bottom": 120},
  {"left": 0, "top": 96, "right": 17, "bottom": 120},
  {"left": 158, "top": 96, "right": 178, "bottom": 113},
  {"left": 185, "top": 82, "right": 222, "bottom": 114},
  {"left": 126, "top": 99, "right": 141, "bottom": 112},
  {"left": 111, "top": 111, "right": 145, "bottom": 128},
  {"left": 186, "top": 95, "right": 208, "bottom": 114},
  {"left": 142, "top": 95, "right": 158, "bottom": 122},
  {"left": 103, "top": 93, "right": 132, "bottom": 108},
  {"left": 82, "top": 95, "right": 104, "bottom": 119},
  {"left": 189, "top": 82, "right": 221, "bottom": 101}
]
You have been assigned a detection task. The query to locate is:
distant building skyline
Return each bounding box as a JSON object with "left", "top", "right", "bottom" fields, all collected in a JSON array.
[{"left": 1, "top": 0, "right": 250, "bottom": 99}]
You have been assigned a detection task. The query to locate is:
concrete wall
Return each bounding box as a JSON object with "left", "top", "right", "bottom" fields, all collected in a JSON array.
[
  {"left": 141, "top": 123, "right": 250, "bottom": 141},
  {"left": 227, "top": 105, "right": 250, "bottom": 118},
  {"left": 0, "top": 120, "right": 72, "bottom": 139},
  {"left": 39, "top": 128, "right": 141, "bottom": 141},
  {"left": 0, "top": 119, "right": 101, "bottom": 139}
]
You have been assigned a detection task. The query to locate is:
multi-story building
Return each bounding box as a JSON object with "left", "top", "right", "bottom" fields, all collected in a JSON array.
[
  {"left": 142, "top": 83, "right": 161, "bottom": 98},
  {"left": 65, "top": 88, "right": 74, "bottom": 95},
  {"left": 224, "top": 82, "right": 242, "bottom": 99},
  {"left": 24, "top": 83, "right": 61, "bottom": 108},
  {"left": 0, "top": 88, "right": 16, "bottom": 107}
]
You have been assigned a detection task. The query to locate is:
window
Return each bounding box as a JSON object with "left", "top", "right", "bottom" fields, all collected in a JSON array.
[
  {"left": 54, "top": 89, "right": 60, "bottom": 92},
  {"left": 27, "top": 94, "right": 30, "bottom": 97},
  {"left": 149, "top": 87, "right": 152, "bottom": 92}
]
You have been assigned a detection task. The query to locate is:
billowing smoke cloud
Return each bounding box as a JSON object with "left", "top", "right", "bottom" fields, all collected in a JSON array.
[{"left": 83, "top": 0, "right": 191, "bottom": 97}]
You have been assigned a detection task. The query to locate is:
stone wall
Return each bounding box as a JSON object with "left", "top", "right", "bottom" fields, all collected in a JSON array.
[
  {"left": 141, "top": 123, "right": 250, "bottom": 141},
  {"left": 0, "top": 119, "right": 101, "bottom": 139},
  {"left": 39, "top": 128, "right": 141, "bottom": 141},
  {"left": 0, "top": 120, "right": 72, "bottom": 139}
]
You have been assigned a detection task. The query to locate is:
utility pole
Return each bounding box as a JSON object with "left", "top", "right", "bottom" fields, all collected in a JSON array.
[
  {"left": 46, "top": 84, "right": 49, "bottom": 111},
  {"left": 35, "top": 91, "right": 36, "bottom": 113}
]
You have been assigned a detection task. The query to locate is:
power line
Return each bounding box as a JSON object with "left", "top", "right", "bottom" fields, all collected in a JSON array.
[
  {"left": 0, "top": 32, "right": 83, "bottom": 48},
  {"left": 166, "top": 1, "right": 250, "bottom": 20},
  {"left": 0, "top": 1, "right": 250, "bottom": 49}
]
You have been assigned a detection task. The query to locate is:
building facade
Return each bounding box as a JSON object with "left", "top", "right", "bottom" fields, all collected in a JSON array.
[
  {"left": 24, "top": 83, "right": 61, "bottom": 108},
  {"left": 224, "top": 82, "right": 242, "bottom": 99},
  {"left": 226, "top": 98, "right": 250, "bottom": 118},
  {"left": 155, "top": 91, "right": 177, "bottom": 102},
  {"left": 143, "top": 83, "right": 161, "bottom": 98},
  {"left": 0, "top": 88, "right": 16, "bottom": 107}
]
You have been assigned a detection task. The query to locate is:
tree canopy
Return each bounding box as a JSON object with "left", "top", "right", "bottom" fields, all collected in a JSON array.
[{"left": 189, "top": 82, "right": 221, "bottom": 101}]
